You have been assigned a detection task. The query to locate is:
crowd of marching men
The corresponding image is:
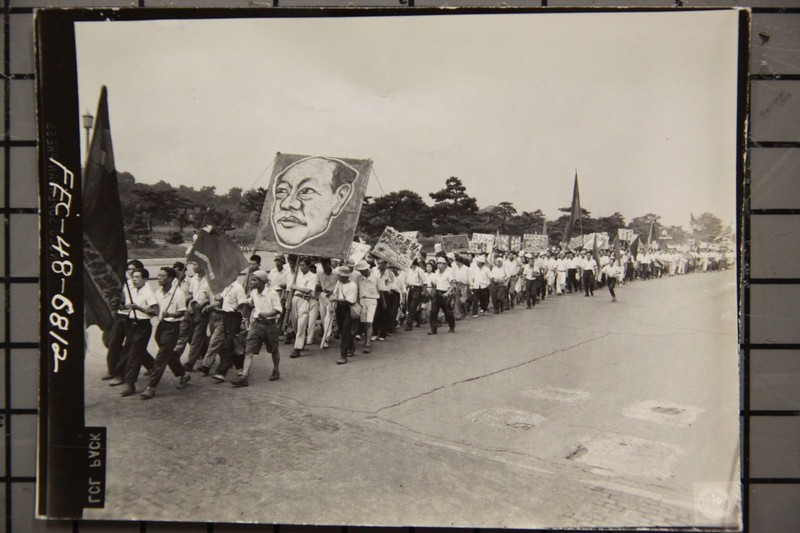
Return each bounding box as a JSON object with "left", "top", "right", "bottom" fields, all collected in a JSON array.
[{"left": 99, "top": 244, "right": 730, "bottom": 400}]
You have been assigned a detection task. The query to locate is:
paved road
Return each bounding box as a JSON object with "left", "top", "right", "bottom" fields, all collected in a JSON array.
[{"left": 83, "top": 270, "right": 740, "bottom": 529}]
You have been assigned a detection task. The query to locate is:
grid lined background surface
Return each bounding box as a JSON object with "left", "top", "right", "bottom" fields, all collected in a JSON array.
[{"left": 5, "top": 1, "right": 799, "bottom": 532}]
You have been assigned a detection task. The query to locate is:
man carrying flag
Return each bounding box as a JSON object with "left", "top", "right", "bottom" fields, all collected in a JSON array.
[
  {"left": 81, "top": 86, "right": 131, "bottom": 378},
  {"left": 183, "top": 226, "right": 249, "bottom": 371}
]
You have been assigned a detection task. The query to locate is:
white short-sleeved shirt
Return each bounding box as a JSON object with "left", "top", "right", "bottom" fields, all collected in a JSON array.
[
  {"left": 405, "top": 267, "right": 428, "bottom": 287},
  {"left": 294, "top": 270, "right": 317, "bottom": 294},
  {"left": 220, "top": 281, "right": 247, "bottom": 313},
  {"left": 191, "top": 276, "right": 211, "bottom": 306},
  {"left": 490, "top": 265, "right": 507, "bottom": 283},
  {"left": 333, "top": 280, "right": 359, "bottom": 305},
  {"left": 156, "top": 286, "right": 187, "bottom": 322},
  {"left": 125, "top": 283, "right": 158, "bottom": 319},
  {"left": 251, "top": 287, "right": 283, "bottom": 319},
  {"left": 430, "top": 269, "right": 454, "bottom": 292}
]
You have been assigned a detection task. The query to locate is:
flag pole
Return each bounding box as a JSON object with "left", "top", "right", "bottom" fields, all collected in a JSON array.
[{"left": 123, "top": 278, "right": 139, "bottom": 320}]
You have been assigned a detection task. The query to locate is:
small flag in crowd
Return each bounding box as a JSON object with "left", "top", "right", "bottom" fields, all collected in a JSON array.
[
  {"left": 592, "top": 233, "right": 601, "bottom": 269},
  {"left": 564, "top": 171, "right": 581, "bottom": 245},
  {"left": 630, "top": 235, "right": 640, "bottom": 259},
  {"left": 646, "top": 220, "right": 655, "bottom": 249},
  {"left": 187, "top": 227, "right": 249, "bottom": 294},
  {"left": 82, "top": 86, "right": 128, "bottom": 332}
]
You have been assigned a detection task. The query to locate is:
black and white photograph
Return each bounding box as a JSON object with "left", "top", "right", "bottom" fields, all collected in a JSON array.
[{"left": 38, "top": 7, "right": 745, "bottom": 529}]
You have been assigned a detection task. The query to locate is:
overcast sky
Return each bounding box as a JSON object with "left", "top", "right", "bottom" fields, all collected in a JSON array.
[{"left": 75, "top": 10, "right": 741, "bottom": 228}]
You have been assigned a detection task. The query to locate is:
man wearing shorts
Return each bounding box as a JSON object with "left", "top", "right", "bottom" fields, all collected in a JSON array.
[
  {"left": 232, "top": 270, "right": 282, "bottom": 387},
  {"left": 356, "top": 260, "right": 380, "bottom": 354}
]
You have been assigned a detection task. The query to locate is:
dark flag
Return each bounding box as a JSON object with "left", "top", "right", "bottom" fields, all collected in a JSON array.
[
  {"left": 690, "top": 212, "right": 699, "bottom": 234},
  {"left": 187, "top": 227, "right": 249, "bottom": 294},
  {"left": 630, "top": 236, "right": 640, "bottom": 259},
  {"left": 592, "top": 234, "right": 601, "bottom": 270},
  {"left": 83, "top": 86, "right": 128, "bottom": 332},
  {"left": 563, "top": 171, "right": 581, "bottom": 245}
]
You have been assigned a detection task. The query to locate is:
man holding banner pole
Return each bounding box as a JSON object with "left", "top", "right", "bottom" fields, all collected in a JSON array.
[
  {"left": 404, "top": 259, "right": 427, "bottom": 330},
  {"left": 289, "top": 258, "right": 317, "bottom": 358},
  {"left": 182, "top": 262, "right": 211, "bottom": 372}
]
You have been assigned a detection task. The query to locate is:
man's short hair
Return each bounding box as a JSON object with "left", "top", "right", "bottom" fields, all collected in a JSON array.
[
  {"left": 127, "top": 259, "right": 144, "bottom": 269},
  {"left": 133, "top": 267, "right": 150, "bottom": 280},
  {"left": 249, "top": 254, "right": 261, "bottom": 264},
  {"left": 327, "top": 158, "right": 359, "bottom": 192},
  {"left": 172, "top": 261, "right": 185, "bottom": 271},
  {"left": 161, "top": 267, "right": 178, "bottom": 279}
]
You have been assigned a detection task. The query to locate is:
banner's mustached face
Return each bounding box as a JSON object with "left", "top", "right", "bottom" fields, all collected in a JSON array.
[{"left": 271, "top": 157, "right": 356, "bottom": 248}]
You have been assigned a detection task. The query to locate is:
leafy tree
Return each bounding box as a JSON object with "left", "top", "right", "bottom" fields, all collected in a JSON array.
[
  {"left": 240, "top": 187, "right": 267, "bottom": 213},
  {"left": 630, "top": 213, "right": 662, "bottom": 244},
  {"left": 357, "top": 190, "right": 432, "bottom": 238},
  {"left": 126, "top": 212, "right": 152, "bottom": 245},
  {"left": 692, "top": 212, "right": 724, "bottom": 243},
  {"left": 507, "top": 210, "right": 546, "bottom": 236},
  {"left": 429, "top": 177, "right": 479, "bottom": 234},
  {"left": 596, "top": 212, "right": 626, "bottom": 236}
]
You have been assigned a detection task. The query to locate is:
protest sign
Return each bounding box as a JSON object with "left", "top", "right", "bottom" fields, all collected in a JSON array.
[
  {"left": 371, "top": 226, "right": 422, "bottom": 270},
  {"left": 523, "top": 234, "right": 549, "bottom": 253},
  {"left": 439, "top": 234, "right": 470, "bottom": 253},
  {"left": 469, "top": 233, "right": 494, "bottom": 253},
  {"left": 510, "top": 236, "right": 522, "bottom": 252},
  {"left": 495, "top": 234, "right": 511, "bottom": 251},
  {"left": 346, "top": 241, "right": 372, "bottom": 266},
  {"left": 617, "top": 228, "right": 634, "bottom": 242}
]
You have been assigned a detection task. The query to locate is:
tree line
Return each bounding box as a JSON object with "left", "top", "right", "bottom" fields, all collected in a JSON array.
[{"left": 117, "top": 172, "right": 727, "bottom": 247}]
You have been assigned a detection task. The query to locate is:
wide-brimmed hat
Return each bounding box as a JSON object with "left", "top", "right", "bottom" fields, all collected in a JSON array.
[
  {"left": 446, "top": 252, "right": 456, "bottom": 260},
  {"left": 355, "top": 260, "right": 370, "bottom": 271},
  {"left": 334, "top": 265, "right": 352, "bottom": 276},
  {"left": 251, "top": 271, "right": 268, "bottom": 283}
]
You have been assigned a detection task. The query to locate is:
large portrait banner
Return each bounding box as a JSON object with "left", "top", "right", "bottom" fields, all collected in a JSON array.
[{"left": 255, "top": 152, "right": 373, "bottom": 259}]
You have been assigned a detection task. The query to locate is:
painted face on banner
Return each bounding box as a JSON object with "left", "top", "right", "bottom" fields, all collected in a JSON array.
[{"left": 270, "top": 156, "right": 357, "bottom": 248}]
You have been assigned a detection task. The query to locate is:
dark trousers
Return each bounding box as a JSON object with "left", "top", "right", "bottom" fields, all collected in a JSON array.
[
  {"left": 471, "top": 287, "right": 489, "bottom": 315},
  {"left": 112, "top": 320, "right": 154, "bottom": 379},
  {"left": 335, "top": 302, "right": 355, "bottom": 357},
  {"left": 429, "top": 291, "right": 455, "bottom": 333},
  {"left": 536, "top": 277, "right": 546, "bottom": 301},
  {"left": 185, "top": 308, "right": 210, "bottom": 368},
  {"left": 215, "top": 312, "right": 245, "bottom": 377},
  {"left": 607, "top": 277, "right": 617, "bottom": 299},
  {"left": 105, "top": 314, "right": 127, "bottom": 375},
  {"left": 148, "top": 321, "right": 186, "bottom": 388},
  {"left": 123, "top": 320, "right": 154, "bottom": 386},
  {"left": 524, "top": 279, "right": 535, "bottom": 307},
  {"left": 387, "top": 291, "right": 400, "bottom": 332},
  {"left": 380, "top": 291, "right": 397, "bottom": 339},
  {"left": 491, "top": 282, "right": 507, "bottom": 312},
  {"left": 406, "top": 286, "right": 423, "bottom": 328},
  {"left": 567, "top": 269, "right": 579, "bottom": 293},
  {"left": 583, "top": 271, "right": 595, "bottom": 296}
]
